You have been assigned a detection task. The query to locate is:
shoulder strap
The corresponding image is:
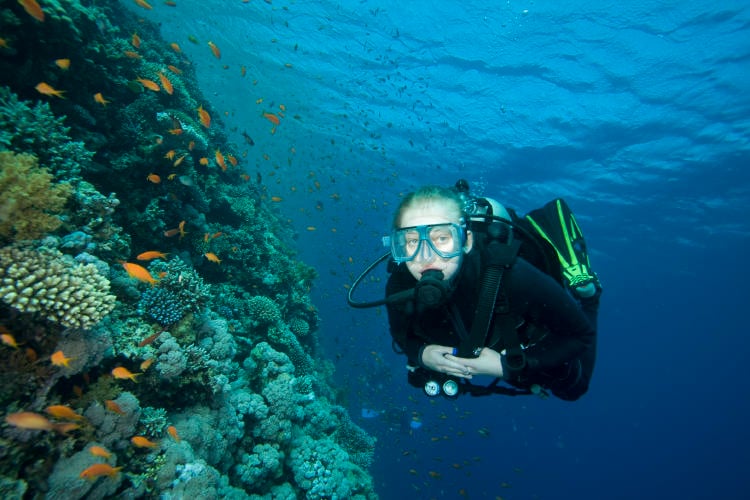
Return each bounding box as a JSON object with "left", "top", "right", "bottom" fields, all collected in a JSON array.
[{"left": 457, "top": 223, "right": 521, "bottom": 358}]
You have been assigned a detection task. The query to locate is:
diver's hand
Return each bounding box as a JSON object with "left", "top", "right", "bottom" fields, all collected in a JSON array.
[
  {"left": 443, "top": 348, "right": 504, "bottom": 378},
  {"left": 421, "top": 344, "right": 476, "bottom": 379}
]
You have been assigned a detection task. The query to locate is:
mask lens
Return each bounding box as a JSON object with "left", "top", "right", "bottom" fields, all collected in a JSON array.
[{"left": 391, "top": 223, "right": 464, "bottom": 263}]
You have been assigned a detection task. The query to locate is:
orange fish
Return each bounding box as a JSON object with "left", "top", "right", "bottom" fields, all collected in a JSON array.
[
  {"left": 136, "top": 250, "right": 168, "bottom": 261},
  {"left": 136, "top": 77, "right": 160, "bottom": 92},
  {"left": 50, "top": 350, "right": 73, "bottom": 368},
  {"left": 94, "top": 93, "right": 110, "bottom": 106},
  {"left": 35, "top": 82, "right": 65, "bottom": 99},
  {"left": 198, "top": 157, "right": 209, "bottom": 166},
  {"left": 5, "top": 411, "right": 54, "bottom": 432},
  {"left": 1, "top": 333, "right": 20, "bottom": 349},
  {"left": 112, "top": 366, "right": 140, "bottom": 382},
  {"left": 167, "top": 64, "right": 182, "bottom": 75},
  {"left": 188, "top": 140, "right": 195, "bottom": 151},
  {"left": 89, "top": 445, "right": 112, "bottom": 459},
  {"left": 124, "top": 50, "right": 142, "bottom": 59},
  {"left": 197, "top": 105, "right": 210, "bottom": 128},
  {"left": 164, "top": 150, "right": 176, "bottom": 160},
  {"left": 146, "top": 173, "right": 161, "bottom": 183},
  {"left": 203, "top": 252, "right": 221, "bottom": 264},
  {"left": 19, "top": 0, "right": 45, "bottom": 22},
  {"left": 168, "top": 127, "right": 183, "bottom": 135},
  {"left": 214, "top": 149, "right": 226, "bottom": 171},
  {"left": 164, "top": 228, "right": 179, "bottom": 237},
  {"left": 137, "top": 331, "right": 162, "bottom": 347},
  {"left": 104, "top": 399, "right": 126, "bottom": 415},
  {"left": 131, "top": 435, "right": 158, "bottom": 448},
  {"left": 240, "top": 65, "right": 247, "bottom": 77},
  {"left": 158, "top": 72, "right": 174, "bottom": 95},
  {"left": 178, "top": 220, "right": 187, "bottom": 238},
  {"left": 120, "top": 261, "right": 158, "bottom": 285},
  {"left": 263, "top": 112, "right": 280, "bottom": 126},
  {"left": 207, "top": 41, "right": 221, "bottom": 59},
  {"left": 140, "top": 357, "right": 155, "bottom": 371},
  {"left": 173, "top": 154, "right": 186, "bottom": 167},
  {"left": 279, "top": 104, "right": 286, "bottom": 112},
  {"left": 271, "top": 196, "right": 283, "bottom": 202},
  {"left": 133, "top": 0, "right": 153, "bottom": 10},
  {"left": 170, "top": 42, "right": 181, "bottom": 53},
  {"left": 45, "top": 405, "right": 84, "bottom": 421},
  {"left": 167, "top": 425, "right": 180, "bottom": 442},
  {"left": 227, "top": 154, "right": 238, "bottom": 167},
  {"left": 54, "top": 58, "right": 70, "bottom": 70},
  {"left": 164, "top": 1, "right": 177, "bottom": 6},
  {"left": 131, "top": 33, "right": 141, "bottom": 48},
  {"left": 80, "top": 463, "right": 122, "bottom": 480},
  {"left": 211, "top": 231, "right": 223, "bottom": 239}
]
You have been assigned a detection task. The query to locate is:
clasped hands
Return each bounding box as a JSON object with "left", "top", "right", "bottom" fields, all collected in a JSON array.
[{"left": 420, "top": 344, "right": 504, "bottom": 379}]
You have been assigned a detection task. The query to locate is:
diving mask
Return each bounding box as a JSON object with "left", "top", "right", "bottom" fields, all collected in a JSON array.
[{"left": 389, "top": 222, "right": 466, "bottom": 263}]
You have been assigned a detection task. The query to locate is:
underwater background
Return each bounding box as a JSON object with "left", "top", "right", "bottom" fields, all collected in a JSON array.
[{"left": 0, "top": 0, "right": 748, "bottom": 499}]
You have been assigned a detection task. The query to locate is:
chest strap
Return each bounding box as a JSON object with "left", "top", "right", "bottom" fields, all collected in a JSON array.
[{"left": 457, "top": 229, "right": 521, "bottom": 358}]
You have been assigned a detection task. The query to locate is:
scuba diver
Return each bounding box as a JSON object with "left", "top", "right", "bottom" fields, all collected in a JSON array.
[{"left": 347, "top": 180, "right": 601, "bottom": 401}]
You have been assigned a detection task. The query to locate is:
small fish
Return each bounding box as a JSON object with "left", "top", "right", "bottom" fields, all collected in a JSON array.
[
  {"left": 35, "top": 82, "right": 65, "bottom": 98},
  {"left": 136, "top": 251, "right": 168, "bottom": 261},
  {"left": 271, "top": 196, "right": 283, "bottom": 202},
  {"left": 167, "top": 64, "right": 182, "bottom": 75},
  {"left": 203, "top": 252, "right": 221, "bottom": 264},
  {"left": 263, "top": 112, "right": 280, "bottom": 126},
  {"left": 120, "top": 261, "right": 158, "bottom": 285},
  {"left": 164, "top": 150, "right": 176, "bottom": 160},
  {"left": 158, "top": 72, "right": 174, "bottom": 95},
  {"left": 54, "top": 58, "right": 70, "bottom": 70},
  {"left": 50, "top": 350, "right": 73, "bottom": 368},
  {"left": 214, "top": 149, "right": 226, "bottom": 171},
  {"left": 167, "top": 173, "right": 177, "bottom": 180},
  {"left": 188, "top": 140, "right": 195, "bottom": 151},
  {"left": 1, "top": 332, "right": 20, "bottom": 349},
  {"left": 104, "top": 399, "right": 126, "bottom": 415},
  {"left": 94, "top": 92, "right": 110, "bottom": 106},
  {"left": 80, "top": 463, "right": 122, "bottom": 480},
  {"left": 173, "top": 154, "right": 187, "bottom": 167},
  {"left": 5, "top": 411, "right": 55, "bottom": 432},
  {"left": 146, "top": 173, "right": 161, "bottom": 183},
  {"left": 167, "top": 425, "right": 181, "bottom": 442},
  {"left": 136, "top": 77, "right": 160, "bottom": 92},
  {"left": 133, "top": 0, "right": 153, "bottom": 10},
  {"left": 123, "top": 50, "right": 142, "bottom": 59},
  {"left": 306, "top": 226, "right": 317, "bottom": 231},
  {"left": 112, "top": 366, "right": 140, "bottom": 382},
  {"left": 240, "top": 65, "right": 247, "bottom": 77},
  {"left": 207, "top": 40, "right": 221, "bottom": 59},
  {"left": 211, "top": 231, "right": 223, "bottom": 239},
  {"left": 140, "top": 357, "right": 155, "bottom": 371},
  {"left": 279, "top": 104, "right": 286, "bottom": 112},
  {"left": 198, "top": 157, "right": 209, "bottom": 166},
  {"left": 197, "top": 105, "right": 211, "bottom": 128},
  {"left": 227, "top": 154, "right": 238, "bottom": 167},
  {"left": 169, "top": 42, "right": 181, "bottom": 53},
  {"left": 168, "top": 127, "right": 183, "bottom": 135},
  {"left": 18, "top": 0, "right": 45, "bottom": 22},
  {"left": 241, "top": 131, "right": 255, "bottom": 146},
  {"left": 131, "top": 435, "right": 158, "bottom": 448},
  {"left": 178, "top": 220, "right": 187, "bottom": 239},
  {"left": 131, "top": 33, "right": 141, "bottom": 48},
  {"left": 0, "top": 38, "right": 10, "bottom": 49},
  {"left": 137, "top": 330, "right": 162, "bottom": 347},
  {"left": 45, "top": 405, "right": 84, "bottom": 421},
  {"left": 89, "top": 445, "right": 112, "bottom": 459}
]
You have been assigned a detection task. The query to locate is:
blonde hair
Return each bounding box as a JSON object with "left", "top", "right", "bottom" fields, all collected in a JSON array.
[{"left": 392, "top": 186, "right": 464, "bottom": 228}]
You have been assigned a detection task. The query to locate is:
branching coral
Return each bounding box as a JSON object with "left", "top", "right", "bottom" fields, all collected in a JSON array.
[
  {"left": 0, "top": 151, "right": 72, "bottom": 242},
  {"left": 0, "top": 244, "right": 116, "bottom": 329}
]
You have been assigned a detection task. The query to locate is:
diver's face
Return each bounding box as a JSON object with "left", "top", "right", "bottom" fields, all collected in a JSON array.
[{"left": 399, "top": 201, "right": 472, "bottom": 282}]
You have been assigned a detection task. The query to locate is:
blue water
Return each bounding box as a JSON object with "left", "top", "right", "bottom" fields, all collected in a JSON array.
[{"left": 132, "top": 1, "right": 750, "bottom": 498}]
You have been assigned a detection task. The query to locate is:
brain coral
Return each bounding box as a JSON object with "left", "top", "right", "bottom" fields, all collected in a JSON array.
[{"left": 0, "top": 244, "right": 116, "bottom": 329}]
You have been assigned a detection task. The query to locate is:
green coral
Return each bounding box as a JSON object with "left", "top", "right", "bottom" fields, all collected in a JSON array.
[
  {"left": 0, "top": 87, "right": 93, "bottom": 180},
  {"left": 0, "top": 151, "right": 72, "bottom": 242}
]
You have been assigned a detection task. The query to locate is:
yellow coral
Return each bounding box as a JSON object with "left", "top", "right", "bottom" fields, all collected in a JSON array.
[
  {"left": 0, "top": 151, "right": 72, "bottom": 242},
  {"left": 0, "top": 244, "right": 116, "bottom": 329}
]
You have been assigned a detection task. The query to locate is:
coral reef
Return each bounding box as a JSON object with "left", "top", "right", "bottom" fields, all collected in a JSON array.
[
  {"left": 0, "top": 151, "right": 72, "bottom": 243},
  {"left": 0, "top": 1, "right": 376, "bottom": 498},
  {"left": 0, "top": 244, "right": 116, "bottom": 329}
]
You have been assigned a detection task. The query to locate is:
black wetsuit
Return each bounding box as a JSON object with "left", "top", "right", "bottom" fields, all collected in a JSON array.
[{"left": 386, "top": 248, "right": 599, "bottom": 401}]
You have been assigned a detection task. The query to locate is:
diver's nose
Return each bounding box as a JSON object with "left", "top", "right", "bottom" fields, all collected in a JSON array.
[{"left": 415, "top": 239, "right": 436, "bottom": 262}]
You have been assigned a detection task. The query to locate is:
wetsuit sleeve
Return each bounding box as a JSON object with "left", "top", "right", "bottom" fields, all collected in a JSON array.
[
  {"left": 504, "top": 259, "right": 597, "bottom": 396},
  {"left": 385, "top": 267, "right": 423, "bottom": 364}
]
